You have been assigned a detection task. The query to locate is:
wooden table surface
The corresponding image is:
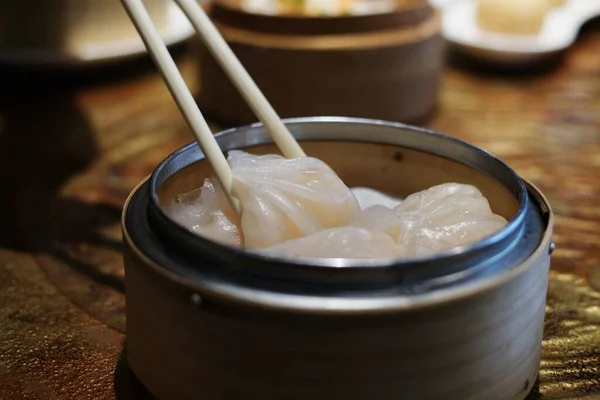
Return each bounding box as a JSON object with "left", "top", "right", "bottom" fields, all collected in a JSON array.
[{"left": 0, "top": 26, "right": 599, "bottom": 399}]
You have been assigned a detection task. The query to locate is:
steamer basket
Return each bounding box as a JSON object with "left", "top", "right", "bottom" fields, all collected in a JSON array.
[
  {"left": 122, "top": 117, "right": 554, "bottom": 400},
  {"left": 197, "top": 3, "right": 444, "bottom": 124}
]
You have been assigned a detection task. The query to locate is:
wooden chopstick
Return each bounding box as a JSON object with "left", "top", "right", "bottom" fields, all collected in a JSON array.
[
  {"left": 173, "top": 0, "right": 306, "bottom": 159},
  {"left": 121, "top": 0, "right": 241, "bottom": 214}
]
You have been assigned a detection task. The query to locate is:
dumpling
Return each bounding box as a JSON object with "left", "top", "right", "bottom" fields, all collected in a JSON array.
[
  {"left": 259, "top": 226, "right": 404, "bottom": 259},
  {"left": 348, "top": 204, "right": 403, "bottom": 241},
  {"left": 393, "top": 183, "right": 508, "bottom": 257},
  {"left": 229, "top": 150, "right": 360, "bottom": 248},
  {"left": 167, "top": 178, "right": 243, "bottom": 247},
  {"left": 477, "top": 0, "right": 549, "bottom": 35}
]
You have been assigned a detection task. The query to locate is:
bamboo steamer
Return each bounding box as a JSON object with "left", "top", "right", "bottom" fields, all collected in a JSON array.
[
  {"left": 123, "top": 118, "right": 554, "bottom": 400},
  {"left": 196, "top": 1, "right": 445, "bottom": 124}
]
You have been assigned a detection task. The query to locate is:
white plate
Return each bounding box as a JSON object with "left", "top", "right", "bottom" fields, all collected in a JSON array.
[
  {"left": 0, "top": 2, "right": 194, "bottom": 67},
  {"left": 436, "top": 0, "right": 600, "bottom": 64}
]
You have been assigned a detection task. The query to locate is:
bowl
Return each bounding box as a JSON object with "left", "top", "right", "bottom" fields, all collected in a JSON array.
[{"left": 122, "top": 117, "right": 554, "bottom": 400}]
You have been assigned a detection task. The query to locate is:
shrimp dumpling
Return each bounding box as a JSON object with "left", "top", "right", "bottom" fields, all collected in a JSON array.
[
  {"left": 167, "top": 178, "right": 243, "bottom": 247},
  {"left": 349, "top": 204, "right": 403, "bottom": 241},
  {"left": 477, "top": 0, "right": 549, "bottom": 35},
  {"left": 260, "top": 227, "right": 404, "bottom": 259},
  {"left": 394, "top": 183, "right": 508, "bottom": 257},
  {"left": 229, "top": 151, "right": 360, "bottom": 248}
]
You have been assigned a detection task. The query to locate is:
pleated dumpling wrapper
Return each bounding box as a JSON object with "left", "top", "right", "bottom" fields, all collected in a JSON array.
[
  {"left": 260, "top": 226, "right": 404, "bottom": 259},
  {"left": 393, "top": 183, "right": 508, "bottom": 257},
  {"left": 167, "top": 178, "right": 243, "bottom": 248},
  {"left": 229, "top": 151, "right": 360, "bottom": 248}
]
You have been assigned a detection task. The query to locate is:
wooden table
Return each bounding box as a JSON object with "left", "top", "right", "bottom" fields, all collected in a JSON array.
[{"left": 0, "top": 27, "right": 599, "bottom": 399}]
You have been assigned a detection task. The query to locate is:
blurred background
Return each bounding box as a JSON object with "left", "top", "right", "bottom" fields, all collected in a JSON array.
[{"left": 0, "top": 0, "right": 599, "bottom": 399}]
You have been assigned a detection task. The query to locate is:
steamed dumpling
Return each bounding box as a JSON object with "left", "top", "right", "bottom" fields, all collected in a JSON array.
[
  {"left": 477, "top": 0, "right": 549, "bottom": 35},
  {"left": 166, "top": 154, "right": 508, "bottom": 260},
  {"left": 260, "top": 226, "right": 404, "bottom": 259},
  {"left": 167, "top": 178, "right": 243, "bottom": 247},
  {"left": 229, "top": 151, "right": 360, "bottom": 248},
  {"left": 393, "top": 183, "right": 507, "bottom": 257},
  {"left": 349, "top": 204, "right": 403, "bottom": 241}
]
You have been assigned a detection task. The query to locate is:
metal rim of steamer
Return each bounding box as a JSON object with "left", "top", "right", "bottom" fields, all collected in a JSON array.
[{"left": 123, "top": 117, "right": 553, "bottom": 311}]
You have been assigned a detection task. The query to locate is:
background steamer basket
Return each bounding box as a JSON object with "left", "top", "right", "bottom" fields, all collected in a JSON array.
[
  {"left": 196, "top": 2, "right": 445, "bottom": 124},
  {"left": 122, "top": 118, "right": 554, "bottom": 400}
]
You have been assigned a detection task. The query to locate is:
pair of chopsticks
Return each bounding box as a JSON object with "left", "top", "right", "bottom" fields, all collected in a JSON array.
[{"left": 121, "top": 0, "right": 306, "bottom": 214}]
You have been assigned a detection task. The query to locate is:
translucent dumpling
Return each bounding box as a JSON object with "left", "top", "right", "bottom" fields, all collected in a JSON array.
[
  {"left": 477, "top": 0, "right": 548, "bottom": 35},
  {"left": 167, "top": 178, "right": 243, "bottom": 247},
  {"left": 393, "top": 183, "right": 508, "bottom": 257},
  {"left": 349, "top": 204, "right": 402, "bottom": 241},
  {"left": 229, "top": 151, "right": 360, "bottom": 248},
  {"left": 259, "top": 226, "right": 404, "bottom": 259}
]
